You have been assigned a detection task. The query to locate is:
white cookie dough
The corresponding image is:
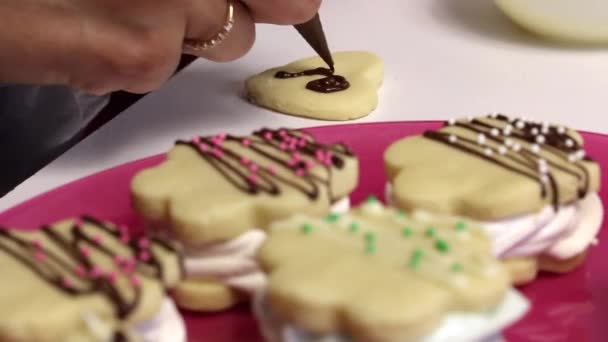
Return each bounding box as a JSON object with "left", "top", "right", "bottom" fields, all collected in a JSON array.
[{"left": 245, "top": 51, "right": 384, "bottom": 121}]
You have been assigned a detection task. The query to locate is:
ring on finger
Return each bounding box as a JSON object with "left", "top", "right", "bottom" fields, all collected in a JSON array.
[{"left": 183, "top": 0, "right": 235, "bottom": 51}]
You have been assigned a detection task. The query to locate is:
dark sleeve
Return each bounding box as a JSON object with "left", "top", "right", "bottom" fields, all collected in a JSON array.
[{"left": 0, "top": 85, "right": 109, "bottom": 196}]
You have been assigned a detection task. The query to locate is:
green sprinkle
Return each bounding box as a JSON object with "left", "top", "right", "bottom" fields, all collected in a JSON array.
[
  {"left": 364, "top": 232, "right": 376, "bottom": 242},
  {"left": 366, "top": 195, "right": 378, "bottom": 203},
  {"left": 397, "top": 210, "right": 407, "bottom": 218},
  {"left": 348, "top": 221, "right": 360, "bottom": 233},
  {"left": 451, "top": 263, "right": 464, "bottom": 272},
  {"left": 409, "top": 249, "right": 424, "bottom": 269},
  {"left": 425, "top": 227, "right": 436, "bottom": 238},
  {"left": 455, "top": 221, "right": 467, "bottom": 232},
  {"left": 365, "top": 243, "right": 376, "bottom": 254},
  {"left": 301, "top": 223, "right": 313, "bottom": 234},
  {"left": 402, "top": 227, "right": 413, "bottom": 237},
  {"left": 326, "top": 213, "right": 341, "bottom": 223},
  {"left": 435, "top": 239, "right": 450, "bottom": 253}
]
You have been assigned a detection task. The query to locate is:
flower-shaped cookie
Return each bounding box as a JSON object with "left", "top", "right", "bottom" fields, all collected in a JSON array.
[
  {"left": 131, "top": 128, "right": 358, "bottom": 244},
  {"left": 258, "top": 198, "right": 511, "bottom": 342}
]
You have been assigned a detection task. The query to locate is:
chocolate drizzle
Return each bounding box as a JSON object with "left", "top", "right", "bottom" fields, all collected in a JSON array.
[
  {"left": 274, "top": 67, "right": 350, "bottom": 93},
  {"left": 176, "top": 128, "right": 353, "bottom": 202},
  {"left": 0, "top": 216, "right": 184, "bottom": 323},
  {"left": 423, "top": 114, "right": 594, "bottom": 211}
]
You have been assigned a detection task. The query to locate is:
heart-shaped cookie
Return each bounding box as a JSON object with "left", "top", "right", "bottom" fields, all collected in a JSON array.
[{"left": 245, "top": 51, "right": 384, "bottom": 121}]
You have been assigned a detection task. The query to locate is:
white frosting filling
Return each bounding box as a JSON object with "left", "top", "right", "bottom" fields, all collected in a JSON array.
[
  {"left": 253, "top": 289, "right": 528, "bottom": 342},
  {"left": 135, "top": 297, "right": 186, "bottom": 342},
  {"left": 184, "top": 197, "right": 351, "bottom": 294},
  {"left": 385, "top": 183, "right": 603, "bottom": 260},
  {"left": 82, "top": 297, "right": 186, "bottom": 342}
]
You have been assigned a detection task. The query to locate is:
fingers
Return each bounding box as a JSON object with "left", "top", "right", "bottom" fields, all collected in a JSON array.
[
  {"left": 241, "top": 0, "right": 322, "bottom": 25},
  {"left": 183, "top": 0, "right": 255, "bottom": 62}
]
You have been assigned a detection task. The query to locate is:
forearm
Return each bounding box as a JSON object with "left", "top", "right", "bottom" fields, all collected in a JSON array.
[{"left": 0, "top": 0, "right": 80, "bottom": 85}]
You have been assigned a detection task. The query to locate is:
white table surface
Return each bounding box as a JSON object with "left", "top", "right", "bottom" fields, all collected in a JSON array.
[{"left": 3, "top": 0, "right": 608, "bottom": 211}]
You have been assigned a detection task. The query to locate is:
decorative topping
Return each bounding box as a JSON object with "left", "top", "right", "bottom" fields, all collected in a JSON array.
[
  {"left": 435, "top": 239, "right": 450, "bottom": 253},
  {"left": 455, "top": 221, "right": 467, "bottom": 232},
  {"left": 451, "top": 263, "right": 464, "bottom": 272},
  {"left": 177, "top": 128, "right": 353, "bottom": 201},
  {"left": 408, "top": 248, "right": 424, "bottom": 269},
  {"left": 425, "top": 227, "right": 436, "bottom": 238},
  {"left": 448, "top": 134, "right": 458, "bottom": 143},
  {"left": 326, "top": 213, "right": 341, "bottom": 223},
  {"left": 301, "top": 223, "right": 313, "bottom": 234},
  {"left": 476, "top": 133, "right": 486, "bottom": 145},
  {"left": 530, "top": 144, "right": 541, "bottom": 154},
  {"left": 348, "top": 221, "right": 360, "bottom": 233},
  {"left": 364, "top": 232, "right": 376, "bottom": 254},
  {"left": 402, "top": 227, "right": 413, "bottom": 237},
  {"left": 447, "top": 118, "right": 456, "bottom": 126},
  {"left": 484, "top": 148, "right": 493, "bottom": 157},
  {"left": 274, "top": 67, "right": 350, "bottom": 93},
  {"left": 490, "top": 128, "right": 500, "bottom": 137},
  {"left": 536, "top": 135, "right": 546, "bottom": 144},
  {"left": 565, "top": 139, "right": 574, "bottom": 148},
  {"left": 557, "top": 126, "right": 567, "bottom": 134},
  {"left": 498, "top": 146, "right": 508, "bottom": 155},
  {"left": 366, "top": 195, "right": 378, "bottom": 203}
]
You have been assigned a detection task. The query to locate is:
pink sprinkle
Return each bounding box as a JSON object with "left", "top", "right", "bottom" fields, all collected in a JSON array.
[
  {"left": 212, "top": 147, "right": 224, "bottom": 158},
  {"left": 292, "top": 152, "right": 302, "bottom": 161},
  {"left": 305, "top": 159, "right": 315, "bottom": 169},
  {"left": 198, "top": 143, "right": 209, "bottom": 153},
  {"left": 298, "top": 138, "right": 307, "bottom": 147},
  {"left": 75, "top": 265, "right": 87, "bottom": 278},
  {"left": 90, "top": 266, "right": 104, "bottom": 278},
  {"left": 114, "top": 255, "right": 124, "bottom": 265},
  {"left": 264, "top": 132, "right": 273, "bottom": 140},
  {"left": 217, "top": 133, "right": 227, "bottom": 140},
  {"left": 289, "top": 141, "right": 298, "bottom": 151},
  {"left": 241, "top": 138, "right": 251, "bottom": 147},
  {"left": 92, "top": 234, "right": 102, "bottom": 245},
  {"left": 79, "top": 246, "right": 91, "bottom": 258},
  {"left": 34, "top": 250, "right": 46, "bottom": 262},
  {"left": 139, "top": 251, "right": 150, "bottom": 262},
  {"left": 138, "top": 238, "right": 150, "bottom": 249},
  {"left": 191, "top": 136, "right": 201, "bottom": 144},
  {"left": 211, "top": 137, "right": 222, "bottom": 146},
  {"left": 316, "top": 150, "right": 325, "bottom": 161},
  {"left": 287, "top": 158, "right": 298, "bottom": 167},
  {"left": 267, "top": 166, "right": 277, "bottom": 175},
  {"left": 74, "top": 217, "right": 84, "bottom": 230},
  {"left": 279, "top": 129, "right": 288, "bottom": 137},
  {"left": 130, "top": 276, "right": 141, "bottom": 288},
  {"left": 248, "top": 174, "right": 258, "bottom": 184},
  {"left": 323, "top": 158, "right": 333, "bottom": 167},
  {"left": 106, "top": 272, "right": 118, "bottom": 283},
  {"left": 122, "top": 258, "right": 136, "bottom": 274},
  {"left": 32, "top": 239, "right": 42, "bottom": 249},
  {"left": 296, "top": 169, "right": 306, "bottom": 177},
  {"left": 240, "top": 156, "right": 250, "bottom": 165},
  {"left": 249, "top": 163, "right": 259, "bottom": 172},
  {"left": 280, "top": 143, "right": 288, "bottom": 151},
  {"left": 120, "top": 232, "right": 130, "bottom": 244},
  {"left": 62, "top": 277, "right": 73, "bottom": 289}
]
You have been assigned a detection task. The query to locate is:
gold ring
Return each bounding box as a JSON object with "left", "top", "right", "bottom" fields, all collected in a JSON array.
[{"left": 183, "top": 1, "right": 235, "bottom": 51}]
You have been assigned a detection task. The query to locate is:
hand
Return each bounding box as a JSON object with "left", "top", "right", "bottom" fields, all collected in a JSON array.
[{"left": 0, "top": 0, "right": 321, "bottom": 94}]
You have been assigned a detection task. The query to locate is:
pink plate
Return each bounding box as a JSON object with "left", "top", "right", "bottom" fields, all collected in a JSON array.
[{"left": 1, "top": 121, "right": 607, "bottom": 341}]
